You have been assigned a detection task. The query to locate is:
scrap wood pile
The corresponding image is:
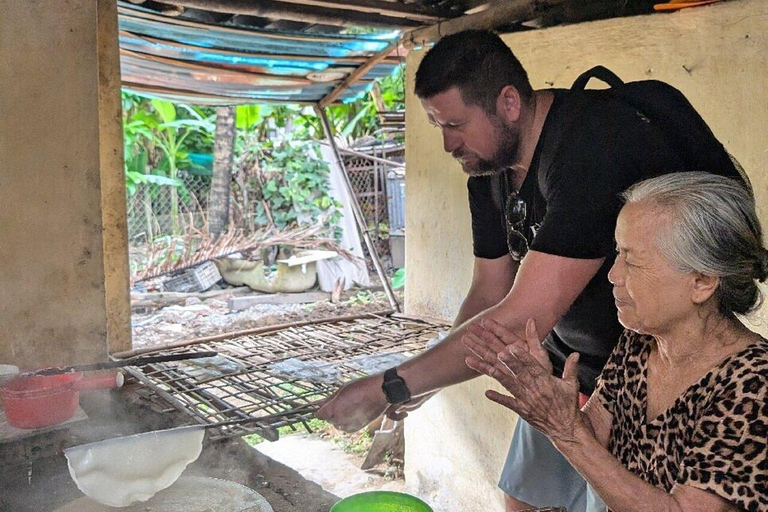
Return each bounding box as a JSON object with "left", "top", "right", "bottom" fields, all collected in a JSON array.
[{"left": 130, "top": 223, "right": 354, "bottom": 285}]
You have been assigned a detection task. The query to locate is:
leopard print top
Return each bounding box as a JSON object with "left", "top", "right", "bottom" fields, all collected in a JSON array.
[{"left": 593, "top": 329, "right": 767, "bottom": 511}]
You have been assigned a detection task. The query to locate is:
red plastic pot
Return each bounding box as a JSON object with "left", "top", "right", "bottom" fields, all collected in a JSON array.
[{"left": 1, "top": 372, "right": 122, "bottom": 429}]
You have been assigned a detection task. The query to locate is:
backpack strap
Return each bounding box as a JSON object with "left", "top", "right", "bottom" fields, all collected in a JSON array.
[
  {"left": 537, "top": 67, "right": 623, "bottom": 189},
  {"left": 571, "top": 66, "right": 624, "bottom": 90},
  {"left": 536, "top": 91, "right": 585, "bottom": 196}
]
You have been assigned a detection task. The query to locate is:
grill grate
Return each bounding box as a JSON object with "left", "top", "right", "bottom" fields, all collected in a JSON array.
[{"left": 123, "top": 313, "right": 445, "bottom": 441}]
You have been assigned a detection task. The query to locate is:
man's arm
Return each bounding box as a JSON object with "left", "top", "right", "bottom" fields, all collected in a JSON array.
[
  {"left": 380, "top": 255, "right": 518, "bottom": 421},
  {"left": 398, "top": 251, "right": 604, "bottom": 396},
  {"left": 317, "top": 250, "right": 604, "bottom": 431},
  {"left": 452, "top": 255, "right": 518, "bottom": 329}
]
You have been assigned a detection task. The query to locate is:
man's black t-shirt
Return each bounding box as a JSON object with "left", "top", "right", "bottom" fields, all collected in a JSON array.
[{"left": 468, "top": 89, "right": 743, "bottom": 393}]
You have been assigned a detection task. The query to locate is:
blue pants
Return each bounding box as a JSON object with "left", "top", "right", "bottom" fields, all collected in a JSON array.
[{"left": 498, "top": 419, "right": 606, "bottom": 512}]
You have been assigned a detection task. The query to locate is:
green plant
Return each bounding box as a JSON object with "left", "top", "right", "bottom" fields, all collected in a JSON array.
[
  {"left": 122, "top": 93, "right": 215, "bottom": 235},
  {"left": 391, "top": 268, "right": 405, "bottom": 290},
  {"left": 241, "top": 418, "right": 333, "bottom": 446},
  {"left": 333, "top": 429, "right": 373, "bottom": 455},
  {"left": 251, "top": 140, "right": 343, "bottom": 237},
  {"left": 348, "top": 290, "right": 374, "bottom": 305}
]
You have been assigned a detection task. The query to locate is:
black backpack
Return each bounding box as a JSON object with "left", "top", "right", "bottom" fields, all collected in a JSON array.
[{"left": 540, "top": 65, "right": 747, "bottom": 187}]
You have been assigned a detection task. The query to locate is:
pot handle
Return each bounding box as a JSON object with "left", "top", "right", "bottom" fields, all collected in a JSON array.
[{"left": 75, "top": 371, "right": 124, "bottom": 391}]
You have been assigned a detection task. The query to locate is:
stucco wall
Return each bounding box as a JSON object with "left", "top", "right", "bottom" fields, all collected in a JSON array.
[
  {"left": 0, "top": 0, "right": 129, "bottom": 368},
  {"left": 403, "top": 1, "right": 768, "bottom": 510}
]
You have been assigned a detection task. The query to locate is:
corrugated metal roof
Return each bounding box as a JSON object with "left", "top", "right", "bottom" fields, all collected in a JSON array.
[{"left": 118, "top": 3, "right": 402, "bottom": 105}]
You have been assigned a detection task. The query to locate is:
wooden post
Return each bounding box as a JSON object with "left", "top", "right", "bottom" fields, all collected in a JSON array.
[{"left": 315, "top": 107, "right": 400, "bottom": 312}]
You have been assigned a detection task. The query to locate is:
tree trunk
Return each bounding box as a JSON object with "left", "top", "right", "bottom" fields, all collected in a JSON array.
[{"left": 209, "top": 106, "right": 236, "bottom": 238}]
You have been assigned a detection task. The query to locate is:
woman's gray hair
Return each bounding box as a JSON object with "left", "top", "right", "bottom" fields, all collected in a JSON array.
[{"left": 623, "top": 172, "right": 768, "bottom": 317}]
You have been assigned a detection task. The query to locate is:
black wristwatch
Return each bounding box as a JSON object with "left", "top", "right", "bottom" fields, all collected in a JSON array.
[{"left": 381, "top": 367, "right": 411, "bottom": 405}]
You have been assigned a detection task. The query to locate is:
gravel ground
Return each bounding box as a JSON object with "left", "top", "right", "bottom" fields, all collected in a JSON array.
[{"left": 131, "top": 288, "right": 402, "bottom": 351}]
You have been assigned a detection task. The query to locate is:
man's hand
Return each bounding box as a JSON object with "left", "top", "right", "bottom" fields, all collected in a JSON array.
[
  {"left": 461, "top": 317, "right": 552, "bottom": 375},
  {"left": 315, "top": 375, "right": 388, "bottom": 432}
]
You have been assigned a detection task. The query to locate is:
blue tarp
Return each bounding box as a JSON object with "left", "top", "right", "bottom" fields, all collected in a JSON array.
[{"left": 118, "top": 3, "right": 402, "bottom": 105}]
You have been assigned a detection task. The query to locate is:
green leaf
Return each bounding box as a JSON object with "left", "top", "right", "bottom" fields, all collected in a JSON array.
[
  {"left": 235, "top": 105, "right": 263, "bottom": 130},
  {"left": 340, "top": 103, "right": 372, "bottom": 138},
  {"left": 150, "top": 99, "right": 177, "bottom": 124},
  {"left": 125, "top": 170, "right": 148, "bottom": 184},
  {"left": 391, "top": 268, "right": 405, "bottom": 290},
  {"left": 143, "top": 174, "right": 182, "bottom": 186}
]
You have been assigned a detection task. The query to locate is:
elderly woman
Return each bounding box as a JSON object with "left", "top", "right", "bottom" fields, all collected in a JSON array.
[{"left": 464, "top": 172, "right": 768, "bottom": 512}]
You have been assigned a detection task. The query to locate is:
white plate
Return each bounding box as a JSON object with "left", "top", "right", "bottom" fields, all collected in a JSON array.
[{"left": 56, "top": 475, "right": 273, "bottom": 511}]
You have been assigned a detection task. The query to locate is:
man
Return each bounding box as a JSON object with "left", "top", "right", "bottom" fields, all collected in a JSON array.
[{"left": 317, "top": 30, "right": 742, "bottom": 512}]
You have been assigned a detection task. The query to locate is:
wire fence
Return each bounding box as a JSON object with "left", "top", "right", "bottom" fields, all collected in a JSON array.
[
  {"left": 126, "top": 171, "right": 212, "bottom": 243},
  {"left": 342, "top": 143, "right": 405, "bottom": 261}
]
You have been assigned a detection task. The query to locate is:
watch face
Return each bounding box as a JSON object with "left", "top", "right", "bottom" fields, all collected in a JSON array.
[{"left": 383, "top": 378, "right": 411, "bottom": 404}]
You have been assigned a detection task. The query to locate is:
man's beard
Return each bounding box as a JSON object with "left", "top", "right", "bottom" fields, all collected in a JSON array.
[{"left": 457, "top": 118, "right": 519, "bottom": 177}]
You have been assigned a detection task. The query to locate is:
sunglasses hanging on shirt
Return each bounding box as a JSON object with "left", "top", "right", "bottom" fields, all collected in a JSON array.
[{"left": 505, "top": 190, "right": 529, "bottom": 262}]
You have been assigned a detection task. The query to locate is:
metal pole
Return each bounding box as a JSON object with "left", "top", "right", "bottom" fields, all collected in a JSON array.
[
  {"left": 374, "top": 153, "right": 380, "bottom": 245},
  {"left": 315, "top": 106, "right": 400, "bottom": 312}
]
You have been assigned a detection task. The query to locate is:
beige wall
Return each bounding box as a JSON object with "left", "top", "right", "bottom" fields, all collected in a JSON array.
[
  {"left": 403, "top": 1, "right": 768, "bottom": 510},
  {"left": 0, "top": 0, "right": 130, "bottom": 368}
]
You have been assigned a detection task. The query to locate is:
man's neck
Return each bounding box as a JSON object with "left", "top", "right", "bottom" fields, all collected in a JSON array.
[{"left": 509, "top": 90, "right": 554, "bottom": 190}]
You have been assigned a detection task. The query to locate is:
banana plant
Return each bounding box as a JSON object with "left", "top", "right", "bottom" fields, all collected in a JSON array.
[{"left": 128, "top": 98, "right": 215, "bottom": 235}]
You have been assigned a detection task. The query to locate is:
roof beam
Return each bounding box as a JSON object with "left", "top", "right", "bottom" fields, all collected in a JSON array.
[
  {"left": 121, "top": 5, "right": 406, "bottom": 38},
  {"left": 120, "top": 31, "right": 403, "bottom": 65},
  {"left": 402, "top": 0, "right": 572, "bottom": 49},
  {"left": 159, "top": 0, "right": 453, "bottom": 22},
  {"left": 317, "top": 40, "right": 400, "bottom": 108},
  {"left": 123, "top": 81, "right": 319, "bottom": 105},
  {"left": 120, "top": 48, "right": 314, "bottom": 86},
  {"left": 155, "top": 0, "right": 427, "bottom": 28}
]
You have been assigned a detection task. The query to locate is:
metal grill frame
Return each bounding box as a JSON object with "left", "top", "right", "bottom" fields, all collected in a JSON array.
[{"left": 123, "top": 313, "right": 445, "bottom": 441}]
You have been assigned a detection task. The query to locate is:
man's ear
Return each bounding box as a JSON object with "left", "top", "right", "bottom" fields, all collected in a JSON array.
[
  {"left": 691, "top": 272, "right": 719, "bottom": 305},
  {"left": 497, "top": 85, "right": 522, "bottom": 123}
]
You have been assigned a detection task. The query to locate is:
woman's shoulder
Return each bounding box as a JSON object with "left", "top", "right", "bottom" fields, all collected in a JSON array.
[
  {"left": 710, "top": 335, "right": 768, "bottom": 398},
  {"left": 726, "top": 335, "right": 768, "bottom": 371}
]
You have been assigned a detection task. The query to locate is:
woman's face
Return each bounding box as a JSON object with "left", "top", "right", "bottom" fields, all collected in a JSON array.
[{"left": 608, "top": 203, "right": 700, "bottom": 336}]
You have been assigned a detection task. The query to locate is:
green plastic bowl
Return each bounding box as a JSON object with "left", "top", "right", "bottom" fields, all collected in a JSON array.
[{"left": 330, "top": 491, "right": 433, "bottom": 512}]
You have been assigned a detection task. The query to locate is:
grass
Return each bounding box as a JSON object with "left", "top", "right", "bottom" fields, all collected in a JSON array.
[
  {"left": 242, "top": 417, "right": 373, "bottom": 457},
  {"left": 242, "top": 418, "right": 331, "bottom": 446}
]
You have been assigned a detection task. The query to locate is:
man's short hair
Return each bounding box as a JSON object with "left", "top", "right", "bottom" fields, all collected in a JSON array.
[{"left": 414, "top": 30, "right": 533, "bottom": 114}]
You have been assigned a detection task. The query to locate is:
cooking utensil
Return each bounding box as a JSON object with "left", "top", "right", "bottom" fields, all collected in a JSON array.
[
  {"left": 20, "top": 350, "right": 218, "bottom": 377},
  {"left": 330, "top": 491, "right": 433, "bottom": 512},
  {"left": 2, "top": 372, "right": 123, "bottom": 429}
]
